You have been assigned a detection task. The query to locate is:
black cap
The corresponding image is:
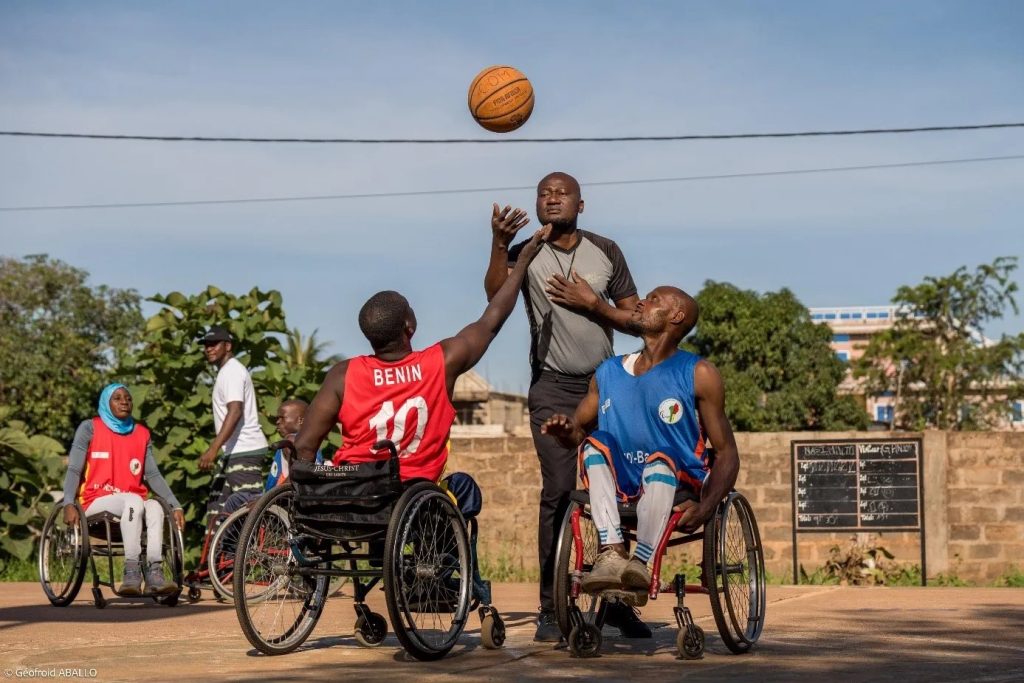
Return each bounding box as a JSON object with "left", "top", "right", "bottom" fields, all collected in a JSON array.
[{"left": 199, "top": 325, "right": 232, "bottom": 344}]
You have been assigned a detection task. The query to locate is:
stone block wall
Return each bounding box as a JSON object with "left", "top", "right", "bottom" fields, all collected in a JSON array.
[{"left": 448, "top": 431, "right": 1024, "bottom": 583}]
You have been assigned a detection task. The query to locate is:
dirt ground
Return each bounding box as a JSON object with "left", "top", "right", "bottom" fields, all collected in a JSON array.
[{"left": 2, "top": 582, "right": 1023, "bottom": 682}]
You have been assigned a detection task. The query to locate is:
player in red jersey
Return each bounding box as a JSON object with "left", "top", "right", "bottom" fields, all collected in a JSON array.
[{"left": 294, "top": 226, "right": 550, "bottom": 478}]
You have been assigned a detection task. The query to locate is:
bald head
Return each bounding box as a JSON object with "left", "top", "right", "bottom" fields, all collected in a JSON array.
[
  {"left": 661, "top": 286, "right": 700, "bottom": 340},
  {"left": 536, "top": 172, "right": 584, "bottom": 230},
  {"left": 537, "top": 171, "right": 580, "bottom": 195},
  {"left": 359, "top": 290, "right": 413, "bottom": 351}
]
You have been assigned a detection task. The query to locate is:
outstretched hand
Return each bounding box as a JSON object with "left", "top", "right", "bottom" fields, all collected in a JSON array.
[
  {"left": 491, "top": 203, "right": 530, "bottom": 247},
  {"left": 518, "top": 224, "right": 553, "bottom": 261},
  {"left": 541, "top": 413, "right": 579, "bottom": 448},
  {"left": 546, "top": 268, "right": 599, "bottom": 312}
]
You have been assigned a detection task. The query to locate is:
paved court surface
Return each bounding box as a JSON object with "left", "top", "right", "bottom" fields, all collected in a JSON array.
[{"left": 1, "top": 582, "right": 1022, "bottom": 682}]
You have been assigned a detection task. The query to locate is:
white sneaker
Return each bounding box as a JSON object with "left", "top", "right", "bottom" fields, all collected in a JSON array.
[
  {"left": 581, "top": 548, "right": 628, "bottom": 593},
  {"left": 621, "top": 557, "right": 652, "bottom": 590}
]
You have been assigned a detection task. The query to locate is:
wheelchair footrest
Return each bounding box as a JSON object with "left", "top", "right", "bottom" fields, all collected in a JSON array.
[{"left": 598, "top": 588, "right": 649, "bottom": 608}]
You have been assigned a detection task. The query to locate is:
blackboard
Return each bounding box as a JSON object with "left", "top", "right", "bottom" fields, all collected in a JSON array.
[{"left": 791, "top": 439, "right": 923, "bottom": 531}]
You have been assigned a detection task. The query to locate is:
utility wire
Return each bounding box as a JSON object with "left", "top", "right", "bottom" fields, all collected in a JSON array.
[
  {"left": 1, "top": 154, "right": 1021, "bottom": 213},
  {"left": 1, "top": 122, "right": 1023, "bottom": 144}
]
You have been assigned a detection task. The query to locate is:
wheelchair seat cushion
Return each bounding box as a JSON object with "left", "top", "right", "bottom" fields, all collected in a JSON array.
[{"left": 289, "top": 458, "right": 403, "bottom": 538}]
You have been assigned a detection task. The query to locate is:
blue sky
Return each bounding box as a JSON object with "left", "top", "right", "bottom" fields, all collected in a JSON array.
[{"left": 1, "top": 1, "right": 1022, "bottom": 393}]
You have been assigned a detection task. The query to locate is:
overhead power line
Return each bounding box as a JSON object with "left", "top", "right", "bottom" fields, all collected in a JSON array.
[
  {"left": 0, "top": 122, "right": 1023, "bottom": 144},
  {"left": 1, "top": 153, "right": 1021, "bottom": 213}
]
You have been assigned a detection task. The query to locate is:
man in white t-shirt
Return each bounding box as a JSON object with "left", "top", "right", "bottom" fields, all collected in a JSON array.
[{"left": 198, "top": 324, "right": 269, "bottom": 526}]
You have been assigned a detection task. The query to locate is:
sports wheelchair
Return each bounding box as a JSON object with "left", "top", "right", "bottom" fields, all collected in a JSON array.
[
  {"left": 38, "top": 496, "right": 185, "bottom": 609},
  {"left": 232, "top": 441, "right": 505, "bottom": 661},
  {"left": 553, "top": 482, "right": 765, "bottom": 659}
]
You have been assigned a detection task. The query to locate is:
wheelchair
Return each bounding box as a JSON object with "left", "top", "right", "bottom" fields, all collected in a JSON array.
[
  {"left": 231, "top": 441, "right": 505, "bottom": 661},
  {"left": 553, "top": 483, "right": 766, "bottom": 659},
  {"left": 38, "top": 496, "right": 185, "bottom": 609}
]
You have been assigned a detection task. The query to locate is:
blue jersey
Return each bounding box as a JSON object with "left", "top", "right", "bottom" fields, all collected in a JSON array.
[{"left": 595, "top": 349, "right": 707, "bottom": 472}]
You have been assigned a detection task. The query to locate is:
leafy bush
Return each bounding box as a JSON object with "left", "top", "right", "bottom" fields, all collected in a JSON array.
[
  {"left": 0, "top": 408, "right": 66, "bottom": 568},
  {"left": 116, "top": 285, "right": 338, "bottom": 562}
]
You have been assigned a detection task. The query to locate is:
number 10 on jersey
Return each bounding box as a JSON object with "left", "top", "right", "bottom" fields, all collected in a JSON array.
[{"left": 369, "top": 397, "right": 428, "bottom": 456}]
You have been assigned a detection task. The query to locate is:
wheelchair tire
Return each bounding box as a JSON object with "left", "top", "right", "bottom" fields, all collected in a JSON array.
[
  {"left": 568, "top": 622, "right": 602, "bottom": 658},
  {"left": 156, "top": 497, "right": 186, "bottom": 605},
  {"left": 353, "top": 612, "right": 388, "bottom": 647},
  {"left": 234, "top": 485, "right": 328, "bottom": 655},
  {"left": 677, "top": 624, "right": 705, "bottom": 660},
  {"left": 553, "top": 499, "right": 602, "bottom": 638},
  {"left": 208, "top": 506, "right": 251, "bottom": 602},
  {"left": 480, "top": 611, "right": 505, "bottom": 649},
  {"left": 384, "top": 481, "right": 472, "bottom": 662},
  {"left": 703, "top": 492, "right": 766, "bottom": 654},
  {"left": 38, "top": 500, "right": 89, "bottom": 607}
]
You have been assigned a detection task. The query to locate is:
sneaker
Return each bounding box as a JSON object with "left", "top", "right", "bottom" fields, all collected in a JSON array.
[
  {"left": 119, "top": 559, "right": 143, "bottom": 596},
  {"left": 144, "top": 561, "right": 178, "bottom": 595},
  {"left": 621, "top": 557, "right": 652, "bottom": 590},
  {"left": 533, "top": 609, "right": 562, "bottom": 643},
  {"left": 581, "top": 548, "right": 628, "bottom": 593},
  {"left": 604, "top": 601, "right": 653, "bottom": 639}
]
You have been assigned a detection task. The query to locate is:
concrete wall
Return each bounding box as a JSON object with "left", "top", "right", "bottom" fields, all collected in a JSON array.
[{"left": 448, "top": 431, "right": 1024, "bottom": 583}]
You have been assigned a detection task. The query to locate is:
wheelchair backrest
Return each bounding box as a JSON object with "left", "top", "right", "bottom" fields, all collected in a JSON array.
[{"left": 288, "top": 443, "right": 403, "bottom": 539}]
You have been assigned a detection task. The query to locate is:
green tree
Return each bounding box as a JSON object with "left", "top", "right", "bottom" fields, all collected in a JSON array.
[
  {"left": 685, "top": 281, "right": 867, "bottom": 431},
  {"left": 0, "top": 255, "right": 143, "bottom": 441},
  {"left": 0, "top": 407, "right": 66, "bottom": 569},
  {"left": 119, "top": 286, "right": 335, "bottom": 559},
  {"left": 283, "top": 326, "right": 343, "bottom": 372},
  {"left": 856, "top": 257, "right": 1024, "bottom": 430}
]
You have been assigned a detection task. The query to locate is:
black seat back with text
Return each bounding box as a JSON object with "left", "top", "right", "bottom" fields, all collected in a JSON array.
[{"left": 288, "top": 440, "right": 402, "bottom": 539}]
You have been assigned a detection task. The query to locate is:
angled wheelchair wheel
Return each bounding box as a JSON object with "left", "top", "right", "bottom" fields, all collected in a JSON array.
[
  {"left": 208, "top": 506, "right": 250, "bottom": 602},
  {"left": 703, "top": 492, "right": 766, "bottom": 653},
  {"left": 154, "top": 497, "right": 185, "bottom": 605},
  {"left": 553, "top": 499, "right": 602, "bottom": 637},
  {"left": 233, "top": 485, "right": 328, "bottom": 655},
  {"left": 384, "top": 481, "right": 472, "bottom": 661},
  {"left": 38, "top": 501, "right": 89, "bottom": 607}
]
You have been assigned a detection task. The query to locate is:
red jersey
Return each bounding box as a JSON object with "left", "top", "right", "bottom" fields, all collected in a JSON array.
[
  {"left": 334, "top": 343, "right": 455, "bottom": 482},
  {"left": 79, "top": 417, "right": 150, "bottom": 508}
]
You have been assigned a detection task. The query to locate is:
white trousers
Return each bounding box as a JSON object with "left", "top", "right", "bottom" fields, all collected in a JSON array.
[{"left": 85, "top": 493, "right": 165, "bottom": 563}]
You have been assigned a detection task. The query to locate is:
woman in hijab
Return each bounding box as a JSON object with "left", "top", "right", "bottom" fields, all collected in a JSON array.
[{"left": 61, "top": 383, "right": 184, "bottom": 596}]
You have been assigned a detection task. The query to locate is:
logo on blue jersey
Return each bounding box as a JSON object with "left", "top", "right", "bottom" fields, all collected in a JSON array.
[
  {"left": 601, "top": 398, "right": 611, "bottom": 414},
  {"left": 658, "top": 398, "right": 683, "bottom": 424}
]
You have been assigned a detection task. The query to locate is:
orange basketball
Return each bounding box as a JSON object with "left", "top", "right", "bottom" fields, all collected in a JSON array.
[{"left": 468, "top": 65, "right": 534, "bottom": 133}]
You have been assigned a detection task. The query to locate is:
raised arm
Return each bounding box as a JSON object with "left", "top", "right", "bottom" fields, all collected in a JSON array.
[
  {"left": 484, "top": 203, "right": 531, "bottom": 301},
  {"left": 445, "top": 225, "right": 549, "bottom": 389},
  {"left": 293, "top": 360, "right": 349, "bottom": 463},
  {"left": 678, "top": 359, "right": 740, "bottom": 531},
  {"left": 540, "top": 375, "right": 600, "bottom": 448}
]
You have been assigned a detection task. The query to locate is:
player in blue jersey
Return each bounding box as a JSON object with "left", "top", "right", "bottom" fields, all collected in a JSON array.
[{"left": 541, "top": 286, "right": 740, "bottom": 593}]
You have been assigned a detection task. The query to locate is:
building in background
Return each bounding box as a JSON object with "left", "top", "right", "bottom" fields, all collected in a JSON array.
[
  {"left": 451, "top": 370, "right": 530, "bottom": 437},
  {"left": 810, "top": 305, "right": 1023, "bottom": 430}
]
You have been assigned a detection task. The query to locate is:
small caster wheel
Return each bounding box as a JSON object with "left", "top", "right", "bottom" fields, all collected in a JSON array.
[
  {"left": 187, "top": 586, "right": 202, "bottom": 603},
  {"left": 568, "top": 623, "right": 602, "bottom": 658},
  {"left": 92, "top": 587, "right": 106, "bottom": 609},
  {"left": 677, "top": 625, "right": 705, "bottom": 660},
  {"left": 481, "top": 611, "right": 506, "bottom": 649},
  {"left": 354, "top": 612, "right": 388, "bottom": 647}
]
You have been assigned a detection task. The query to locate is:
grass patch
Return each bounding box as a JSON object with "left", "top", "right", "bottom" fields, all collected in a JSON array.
[
  {"left": 0, "top": 557, "right": 37, "bottom": 582},
  {"left": 994, "top": 565, "right": 1024, "bottom": 587},
  {"left": 478, "top": 552, "right": 538, "bottom": 583}
]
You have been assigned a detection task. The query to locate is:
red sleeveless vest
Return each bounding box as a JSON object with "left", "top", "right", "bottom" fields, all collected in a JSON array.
[
  {"left": 78, "top": 417, "right": 150, "bottom": 508},
  {"left": 334, "top": 343, "right": 455, "bottom": 482}
]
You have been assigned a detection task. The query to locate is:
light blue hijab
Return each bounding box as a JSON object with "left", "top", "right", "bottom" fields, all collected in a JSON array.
[{"left": 98, "top": 383, "right": 134, "bottom": 435}]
